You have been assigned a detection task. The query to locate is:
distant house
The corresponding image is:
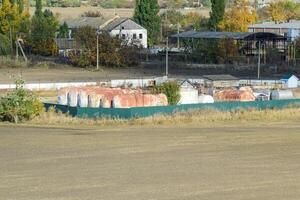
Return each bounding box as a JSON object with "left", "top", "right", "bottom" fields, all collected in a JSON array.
[
  {"left": 203, "top": 74, "right": 240, "bottom": 88},
  {"left": 100, "top": 17, "right": 147, "bottom": 48},
  {"left": 63, "top": 16, "right": 147, "bottom": 48},
  {"left": 54, "top": 38, "right": 78, "bottom": 56},
  {"left": 281, "top": 74, "right": 299, "bottom": 88}
]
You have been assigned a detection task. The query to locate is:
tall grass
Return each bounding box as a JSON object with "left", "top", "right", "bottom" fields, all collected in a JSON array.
[
  {"left": 29, "top": 107, "right": 300, "bottom": 127},
  {"left": 0, "top": 56, "right": 28, "bottom": 68}
]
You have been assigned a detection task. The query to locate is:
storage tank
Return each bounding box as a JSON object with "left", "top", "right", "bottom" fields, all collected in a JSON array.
[
  {"left": 271, "top": 90, "right": 294, "bottom": 100},
  {"left": 57, "top": 90, "right": 68, "bottom": 105},
  {"left": 78, "top": 91, "right": 88, "bottom": 107},
  {"left": 198, "top": 95, "right": 214, "bottom": 103},
  {"left": 67, "top": 91, "right": 78, "bottom": 107},
  {"left": 88, "top": 93, "right": 101, "bottom": 108}
]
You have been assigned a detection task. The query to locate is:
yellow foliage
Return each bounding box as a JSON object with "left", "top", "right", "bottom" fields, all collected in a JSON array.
[
  {"left": 267, "top": 0, "right": 300, "bottom": 22},
  {"left": 218, "top": 0, "right": 257, "bottom": 32}
]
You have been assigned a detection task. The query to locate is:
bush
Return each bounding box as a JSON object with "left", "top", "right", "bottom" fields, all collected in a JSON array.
[
  {"left": 0, "top": 79, "right": 44, "bottom": 123},
  {"left": 0, "top": 34, "right": 11, "bottom": 55},
  {"left": 153, "top": 81, "right": 181, "bottom": 105}
]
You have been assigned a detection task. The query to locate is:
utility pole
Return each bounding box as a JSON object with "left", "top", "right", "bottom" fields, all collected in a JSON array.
[
  {"left": 177, "top": 22, "right": 180, "bottom": 49},
  {"left": 257, "top": 40, "right": 261, "bottom": 79},
  {"left": 166, "top": 37, "right": 169, "bottom": 77},
  {"left": 96, "top": 33, "right": 99, "bottom": 70}
]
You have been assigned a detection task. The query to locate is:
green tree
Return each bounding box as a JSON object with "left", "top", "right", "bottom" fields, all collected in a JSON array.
[
  {"left": 0, "top": 79, "right": 43, "bottom": 123},
  {"left": 154, "top": 81, "right": 181, "bottom": 105},
  {"left": 58, "top": 21, "right": 69, "bottom": 38},
  {"left": 0, "top": 33, "right": 11, "bottom": 55},
  {"left": 133, "top": 0, "right": 161, "bottom": 46},
  {"left": 208, "top": 0, "right": 225, "bottom": 31},
  {"left": 30, "top": 0, "right": 59, "bottom": 55}
]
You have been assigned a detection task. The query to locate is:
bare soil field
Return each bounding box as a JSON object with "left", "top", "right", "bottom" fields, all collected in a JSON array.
[
  {"left": 0, "top": 65, "right": 161, "bottom": 84},
  {"left": 1, "top": 122, "right": 300, "bottom": 199},
  {"left": 28, "top": 7, "right": 210, "bottom": 20}
]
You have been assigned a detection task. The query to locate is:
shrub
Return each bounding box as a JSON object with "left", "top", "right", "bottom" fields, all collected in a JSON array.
[
  {"left": 81, "top": 11, "right": 103, "bottom": 18},
  {"left": 0, "top": 34, "right": 11, "bottom": 55},
  {"left": 0, "top": 79, "right": 44, "bottom": 123},
  {"left": 153, "top": 81, "right": 181, "bottom": 105}
]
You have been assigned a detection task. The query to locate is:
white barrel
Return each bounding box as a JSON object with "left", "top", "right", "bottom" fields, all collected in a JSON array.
[
  {"left": 271, "top": 90, "right": 294, "bottom": 100},
  {"left": 78, "top": 91, "right": 88, "bottom": 107},
  {"left": 57, "top": 91, "right": 68, "bottom": 105},
  {"left": 112, "top": 96, "right": 121, "bottom": 108},
  {"left": 88, "top": 93, "right": 101, "bottom": 108},
  {"left": 198, "top": 95, "right": 214, "bottom": 103},
  {"left": 67, "top": 91, "right": 78, "bottom": 107},
  {"left": 100, "top": 97, "right": 111, "bottom": 108}
]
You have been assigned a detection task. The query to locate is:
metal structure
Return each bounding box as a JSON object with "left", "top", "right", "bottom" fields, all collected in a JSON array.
[{"left": 171, "top": 31, "right": 288, "bottom": 65}]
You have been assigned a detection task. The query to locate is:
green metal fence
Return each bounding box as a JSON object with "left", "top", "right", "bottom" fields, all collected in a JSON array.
[{"left": 44, "top": 99, "right": 300, "bottom": 119}]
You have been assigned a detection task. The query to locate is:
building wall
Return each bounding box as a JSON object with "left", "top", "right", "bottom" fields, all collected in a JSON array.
[
  {"left": 179, "top": 88, "right": 199, "bottom": 104},
  {"left": 286, "top": 76, "right": 299, "bottom": 88},
  {"left": 110, "top": 29, "right": 147, "bottom": 48}
]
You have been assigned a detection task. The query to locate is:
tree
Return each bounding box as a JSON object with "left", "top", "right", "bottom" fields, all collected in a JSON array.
[
  {"left": 218, "top": 0, "right": 257, "bottom": 32},
  {"left": 267, "top": 0, "right": 300, "bottom": 22},
  {"left": 208, "top": 0, "right": 225, "bottom": 31},
  {"left": 30, "top": 0, "right": 59, "bottom": 55},
  {"left": 57, "top": 21, "right": 69, "bottom": 38},
  {"left": 0, "top": 33, "right": 11, "bottom": 55},
  {"left": 133, "top": 0, "right": 161, "bottom": 46},
  {"left": 153, "top": 81, "right": 181, "bottom": 105},
  {"left": 0, "top": 79, "right": 43, "bottom": 123},
  {"left": 0, "top": 0, "right": 21, "bottom": 34},
  {"left": 70, "top": 26, "right": 141, "bottom": 68}
]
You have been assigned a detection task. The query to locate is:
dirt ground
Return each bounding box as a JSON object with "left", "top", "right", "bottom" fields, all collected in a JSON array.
[
  {"left": 1, "top": 122, "right": 300, "bottom": 200},
  {"left": 0, "top": 66, "right": 162, "bottom": 84}
]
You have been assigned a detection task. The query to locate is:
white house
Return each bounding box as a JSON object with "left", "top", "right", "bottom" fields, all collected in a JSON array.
[
  {"left": 281, "top": 74, "right": 299, "bottom": 88},
  {"left": 100, "top": 17, "right": 148, "bottom": 48},
  {"left": 62, "top": 16, "right": 147, "bottom": 48}
]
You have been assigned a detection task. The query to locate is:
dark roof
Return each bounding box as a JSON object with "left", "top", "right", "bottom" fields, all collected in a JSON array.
[
  {"left": 203, "top": 74, "right": 239, "bottom": 81},
  {"left": 63, "top": 17, "right": 106, "bottom": 29},
  {"left": 179, "top": 79, "right": 196, "bottom": 88},
  {"left": 281, "top": 74, "right": 298, "bottom": 80},
  {"left": 101, "top": 18, "right": 145, "bottom": 31},
  {"left": 172, "top": 31, "right": 286, "bottom": 40}
]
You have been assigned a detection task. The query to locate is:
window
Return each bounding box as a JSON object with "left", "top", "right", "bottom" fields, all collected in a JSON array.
[
  {"left": 122, "top": 34, "right": 126, "bottom": 39},
  {"left": 139, "top": 34, "right": 143, "bottom": 39},
  {"left": 133, "top": 33, "right": 137, "bottom": 39}
]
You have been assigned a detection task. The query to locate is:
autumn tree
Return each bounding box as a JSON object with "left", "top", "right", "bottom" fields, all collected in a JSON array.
[
  {"left": 70, "top": 26, "right": 140, "bottom": 68},
  {"left": 134, "top": 0, "right": 161, "bottom": 46},
  {"left": 218, "top": 0, "right": 257, "bottom": 32},
  {"left": 267, "top": 0, "right": 300, "bottom": 22},
  {"left": 30, "top": 0, "right": 59, "bottom": 55},
  {"left": 0, "top": 0, "right": 30, "bottom": 54},
  {"left": 208, "top": 0, "right": 225, "bottom": 31}
]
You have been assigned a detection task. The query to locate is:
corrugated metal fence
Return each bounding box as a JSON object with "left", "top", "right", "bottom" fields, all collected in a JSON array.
[{"left": 44, "top": 99, "right": 300, "bottom": 119}]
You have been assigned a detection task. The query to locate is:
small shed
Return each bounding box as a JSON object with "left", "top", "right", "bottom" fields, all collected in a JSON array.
[
  {"left": 281, "top": 74, "right": 299, "bottom": 88},
  {"left": 203, "top": 74, "right": 240, "bottom": 88},
  {"left": 178, "top": 79, "right": 199, "bottom": 104}
]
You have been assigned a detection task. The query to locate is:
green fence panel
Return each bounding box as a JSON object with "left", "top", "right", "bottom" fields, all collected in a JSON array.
[
  {"left": 76, "top": 107, "right": 132, "bottom": 119},
  {"left": 43, "top": 99, "right": 300, "bottom": 119}
]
